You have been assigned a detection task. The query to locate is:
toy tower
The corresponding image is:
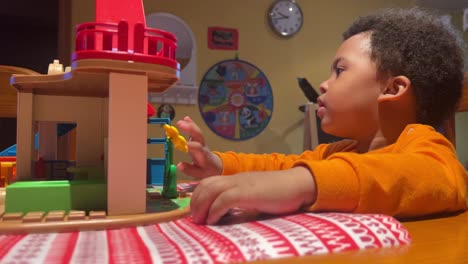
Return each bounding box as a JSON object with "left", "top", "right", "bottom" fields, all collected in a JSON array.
[{"left": 9, "top": 0, "right": 179, "bottom": 216}]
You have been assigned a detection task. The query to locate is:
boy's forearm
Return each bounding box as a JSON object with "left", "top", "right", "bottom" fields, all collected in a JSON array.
[
  {"left": 213, "top": 149, "right": 324, "bottom": 175},
  {"left": 214, "top": 151, "right": 294, "bottom": 175}
]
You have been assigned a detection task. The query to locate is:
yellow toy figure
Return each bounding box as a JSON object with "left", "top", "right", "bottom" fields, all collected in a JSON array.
[{"left": 163, "top": 124, "right": 188, "bottom": 153}]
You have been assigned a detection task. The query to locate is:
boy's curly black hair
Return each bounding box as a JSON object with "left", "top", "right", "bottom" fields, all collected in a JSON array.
[{"left": 343, "top": 8, "right": 465, "bottom": 128}]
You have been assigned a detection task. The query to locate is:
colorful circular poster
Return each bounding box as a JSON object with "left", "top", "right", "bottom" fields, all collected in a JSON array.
[{"left": 198, "top": 59, "right": 273, "bottom": 140}]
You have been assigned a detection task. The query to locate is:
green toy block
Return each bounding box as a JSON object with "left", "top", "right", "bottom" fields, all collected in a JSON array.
[
  {"left": 67, "top": 166, "right": 105, "bottom": 181},
  {"left": 5, "top": 180, "right": 107, "bottom": 214},
  {"left": 70, "top": 180, "right": 107, "bottom": 211},
  {"left": 5, "top": 181, "right": 72, "bottom": 213}
]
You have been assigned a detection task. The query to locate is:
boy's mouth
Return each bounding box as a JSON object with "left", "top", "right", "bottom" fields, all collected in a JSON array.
[
  {"left": 317, "top": 97, "right": 325, "bottom": 108},
  {"left": 317, "top": 98, "right": 326, "bottom": 119}
]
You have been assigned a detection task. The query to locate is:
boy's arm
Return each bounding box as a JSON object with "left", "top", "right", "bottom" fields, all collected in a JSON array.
[
  {"left": 297, "top": 133, "right": 468, "bottom": 217},
  {"left": 214, "top": 140, "right": 357, "bottom": 175}
]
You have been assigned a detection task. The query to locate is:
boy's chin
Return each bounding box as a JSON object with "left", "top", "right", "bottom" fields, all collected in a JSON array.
[
  {"left": 321, "top": 124, "right": 345, "bottom": 138},
  {"left": 320, "top": 122, "right": 334, "bottom": 135}
]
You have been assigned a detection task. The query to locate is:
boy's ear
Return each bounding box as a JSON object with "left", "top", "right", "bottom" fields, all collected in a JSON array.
[{"left": 378, "top": 76, "right": 411, "bottom": 102}]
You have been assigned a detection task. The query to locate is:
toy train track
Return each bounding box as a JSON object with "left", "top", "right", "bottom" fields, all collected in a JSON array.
[{"left": 0, "top": 190, "right": 191, "bottom": 234}]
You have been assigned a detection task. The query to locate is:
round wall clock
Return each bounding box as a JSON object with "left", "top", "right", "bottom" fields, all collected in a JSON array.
[{"left": 268, "top": 0, "right": 303, "bottom": 38}]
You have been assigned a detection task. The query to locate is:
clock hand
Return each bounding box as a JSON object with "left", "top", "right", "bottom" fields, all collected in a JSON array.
[
  {"left": 278, "top": 12, "right": 289, "bottom": 19},
  {"left": 272, "top": 16, "right": 289, "bottom": 21}
]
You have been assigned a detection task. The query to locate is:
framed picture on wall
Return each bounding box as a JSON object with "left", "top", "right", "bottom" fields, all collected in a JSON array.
[{"left": 207, "top": 27, "right": 239, "bottom": 50}]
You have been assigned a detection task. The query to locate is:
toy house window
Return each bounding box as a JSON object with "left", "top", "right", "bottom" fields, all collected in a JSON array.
[{"left": 35, "top": 121, "right": 77, "bottom": 180}]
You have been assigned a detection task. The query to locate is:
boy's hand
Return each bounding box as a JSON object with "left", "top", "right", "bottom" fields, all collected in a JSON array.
[
  {"left": 176, "top": 116, "right": 223, "bottom": 179},
  {"left": 190, "top": 166, "right": 317, "bottom": 225}
]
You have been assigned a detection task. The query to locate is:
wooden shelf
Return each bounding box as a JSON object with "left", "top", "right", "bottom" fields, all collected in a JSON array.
[
  {"left": 149, "top": 83, "right": 198, "bottom": 105},
  {"left": 10, "top": 59, "right": 179, "bottom": 98}
]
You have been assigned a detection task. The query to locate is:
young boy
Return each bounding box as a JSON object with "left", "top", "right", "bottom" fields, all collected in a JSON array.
[{"left": 176, "top": 8, "right": 468, "bottom": 225}]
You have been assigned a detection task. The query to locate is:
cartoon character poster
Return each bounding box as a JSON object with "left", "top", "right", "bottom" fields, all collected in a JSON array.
[{"left": 198, "top": 59, "right": 273, "bottom": 140}]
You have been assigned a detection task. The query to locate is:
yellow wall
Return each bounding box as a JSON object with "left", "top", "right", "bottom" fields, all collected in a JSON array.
[
  {"left": 70, "top": 0, "right": 417, "bottom": 178},
  {"left": 140, "top": 0, "right": 413, "bottom": 156}
]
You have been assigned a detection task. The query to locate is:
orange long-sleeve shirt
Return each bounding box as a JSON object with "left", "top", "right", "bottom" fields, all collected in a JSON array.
[{"left": 215, "top": 124, "right": 468, "bottom": 218}]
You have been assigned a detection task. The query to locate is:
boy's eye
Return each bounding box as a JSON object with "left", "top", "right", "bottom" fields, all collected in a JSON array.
[{"left": 335, "top": 67, "right": 344, "bottom": 77}]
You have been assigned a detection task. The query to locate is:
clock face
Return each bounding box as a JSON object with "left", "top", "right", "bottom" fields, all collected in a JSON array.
[{"left": 268, "top": 0, "right": 303, "bottom": 38}]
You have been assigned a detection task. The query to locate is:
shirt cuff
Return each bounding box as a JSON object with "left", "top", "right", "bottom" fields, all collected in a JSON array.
[
  {"left": 293, "top": 158, "right": 360, "bottom": 212},
  {"left": 213, "top": 151, "right": 238, "bottom": 175}
]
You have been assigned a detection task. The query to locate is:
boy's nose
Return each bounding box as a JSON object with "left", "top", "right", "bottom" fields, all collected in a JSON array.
[{"left": 319, "top": 81, "right": 328, "bottom": 94}]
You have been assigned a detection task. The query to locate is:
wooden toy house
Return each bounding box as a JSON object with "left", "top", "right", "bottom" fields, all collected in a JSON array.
[{"left": 6, "top": 0, "right": 180, "bottom": 216}]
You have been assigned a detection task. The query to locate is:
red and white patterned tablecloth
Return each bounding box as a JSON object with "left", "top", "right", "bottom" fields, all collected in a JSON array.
[{"left": 0, "top": 212, "right": 411, "bottom": 263}]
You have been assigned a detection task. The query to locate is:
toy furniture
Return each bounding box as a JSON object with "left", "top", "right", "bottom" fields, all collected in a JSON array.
[
  {"left": 146, "top": 118, "right": 179, "bottom": 199},
  {"left": 0, "top": 0, "right": 190, "bottom": 233}
]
